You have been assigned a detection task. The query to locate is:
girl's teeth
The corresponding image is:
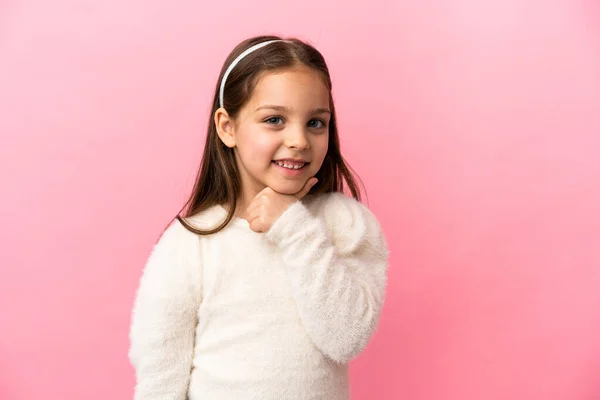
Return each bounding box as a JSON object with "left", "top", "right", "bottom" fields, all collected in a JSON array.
[{"left": 276, "top": 161, "right": 305, "bottom": 169}]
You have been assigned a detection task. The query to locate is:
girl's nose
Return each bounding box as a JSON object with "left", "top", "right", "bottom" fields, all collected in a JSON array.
[{"left": 284, "top": 126, "right": 310, "bottom": 150}]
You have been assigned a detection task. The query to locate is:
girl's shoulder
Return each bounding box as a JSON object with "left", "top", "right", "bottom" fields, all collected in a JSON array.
[
  {"left": 155, "top": 204, "right": 228, "bottom": 247},
  {"left": 180, "top": 204, "right": 231, "bottom": 231}
]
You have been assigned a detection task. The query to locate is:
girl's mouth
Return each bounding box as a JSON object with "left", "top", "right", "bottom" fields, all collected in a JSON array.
[
  {"left": 272, "top": 160, "right": 309, "bottom": 176},
  {"left": 272, "top": 160, "right": 307, "bottom": 170}
]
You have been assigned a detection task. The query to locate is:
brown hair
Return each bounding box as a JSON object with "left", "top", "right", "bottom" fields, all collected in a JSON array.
[{"left": 176, "top": 35, "right": 362, "bottom": 235}]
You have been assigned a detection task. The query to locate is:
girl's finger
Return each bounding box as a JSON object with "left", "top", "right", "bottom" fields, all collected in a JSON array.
[
  {"left": 252, "top": 186, "right": 272, "bottom": 201},
  {"left": 246, "top": 211, "right": 263, "bottom": 233},
  {"left": 246, "top": 199, "right": 261, "bottom": 218},
  {"left": 295, "top": 178, "right": 318, "bottom": 199}
]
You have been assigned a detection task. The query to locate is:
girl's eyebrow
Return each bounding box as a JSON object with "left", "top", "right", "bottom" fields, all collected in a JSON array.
[{"left": 255, "top": 105, "right": 332, "bottom": 115}]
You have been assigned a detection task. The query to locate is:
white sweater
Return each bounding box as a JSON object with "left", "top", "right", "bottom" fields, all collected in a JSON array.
[{"left": 128, "top": 192, "right": 389, "bottom": 400}]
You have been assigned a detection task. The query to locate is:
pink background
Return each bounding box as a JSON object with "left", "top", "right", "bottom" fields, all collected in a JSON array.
[{"left": 1, "top": 0, "right": 600, "bottom": 399}]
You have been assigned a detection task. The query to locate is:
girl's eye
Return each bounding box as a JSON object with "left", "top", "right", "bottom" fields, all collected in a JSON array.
[
  {"left": 265, "top": 117, "right": 284, "bottom": 125},
  {"left": 308, "top": 119, "right": 327, "bottom": 129}
]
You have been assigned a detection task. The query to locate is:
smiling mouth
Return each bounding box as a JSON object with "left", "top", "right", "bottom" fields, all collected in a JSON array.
[{"left": 272, "top": 160, "right": 309, "bottom": 170}]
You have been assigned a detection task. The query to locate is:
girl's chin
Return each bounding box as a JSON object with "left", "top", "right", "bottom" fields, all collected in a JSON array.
[{"left": 266, "top": 181, "right": 306, "bottom": 195}]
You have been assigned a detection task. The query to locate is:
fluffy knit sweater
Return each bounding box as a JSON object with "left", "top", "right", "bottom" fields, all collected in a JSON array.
[{"left": 128, "top": 192, "right": 389, "bottom": 400}]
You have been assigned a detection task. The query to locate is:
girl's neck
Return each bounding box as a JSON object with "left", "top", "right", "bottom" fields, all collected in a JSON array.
[{"left": 234, "top": 182, "right": 267, "bottom": 220}]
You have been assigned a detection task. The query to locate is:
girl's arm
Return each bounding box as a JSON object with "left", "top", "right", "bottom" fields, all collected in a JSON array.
[
  {"left": 265, "top": 192, "right": 389, "bottom": 364},
  {"left": 128, "top": 220, "right": 202, "bottom": 400}
]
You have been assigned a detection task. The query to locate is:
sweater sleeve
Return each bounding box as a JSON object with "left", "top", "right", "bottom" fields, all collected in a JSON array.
[
  {"left": 265, "top": 193, "right": 389, "bottom": 364},
  {"left": 128, "top": 219, "right": 203, "bottom": 400}
]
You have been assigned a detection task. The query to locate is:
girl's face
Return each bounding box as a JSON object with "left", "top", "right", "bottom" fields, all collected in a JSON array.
[{"left": 220, "top": 66, "right": 331, "bottom": 201}]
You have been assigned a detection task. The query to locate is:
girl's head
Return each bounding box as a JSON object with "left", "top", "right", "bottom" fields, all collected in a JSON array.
[{"left": 178, "top": 35, "right": 361, "bottom": 234}]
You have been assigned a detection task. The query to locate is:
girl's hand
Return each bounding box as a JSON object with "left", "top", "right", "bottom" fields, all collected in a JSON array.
[{"left": 246, "top": 178, "right": 318, "bottom": 233}]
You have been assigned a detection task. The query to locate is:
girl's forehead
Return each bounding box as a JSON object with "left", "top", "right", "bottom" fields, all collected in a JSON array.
[
  {"left": 248, "top": 68, "right": 330, "bottom": 110},
  {"left": 254, "top": 66, "right": 326, "bottom": 88}
]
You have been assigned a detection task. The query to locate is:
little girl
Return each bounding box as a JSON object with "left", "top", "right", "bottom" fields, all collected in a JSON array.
[{"left": 128, "top": 35, "right": 390, "bottom": 400}]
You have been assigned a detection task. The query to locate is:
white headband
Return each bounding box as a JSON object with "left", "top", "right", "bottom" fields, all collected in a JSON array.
[{"left": 219, "top": 40, "right": 283, "bottom": 109}]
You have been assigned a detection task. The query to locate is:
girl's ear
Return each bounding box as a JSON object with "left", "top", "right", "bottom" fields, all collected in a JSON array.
[{"left": 215, "top": 108, "right": 236, "bottom": 148}]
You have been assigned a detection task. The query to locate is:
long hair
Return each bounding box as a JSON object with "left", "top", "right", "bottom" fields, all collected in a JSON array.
[{"left": 176, "top": 35, "right": 362, "bottom": 235}]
